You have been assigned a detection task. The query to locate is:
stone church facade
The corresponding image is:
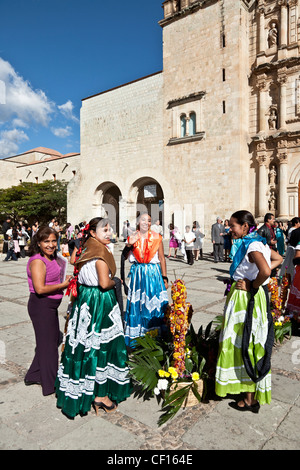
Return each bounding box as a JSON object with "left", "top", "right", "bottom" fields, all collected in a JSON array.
[
  {"left": 1, "top": 1, "right": 299, "bottom": 236},
  {"left": 68, "top": 0, "right": 300, "bottom": 236}
]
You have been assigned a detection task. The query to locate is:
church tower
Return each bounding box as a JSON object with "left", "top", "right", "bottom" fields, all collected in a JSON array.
[
  {"left": 159, "top": 0, "right": 252, "bottom": 226},
  {"left": 160, "top": 0, "right": 300, "bottom": 223}
]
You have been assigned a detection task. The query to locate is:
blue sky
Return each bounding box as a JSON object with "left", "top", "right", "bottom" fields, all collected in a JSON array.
[{"left": 0, "top": 0, "right": 163, "bottom": 159}]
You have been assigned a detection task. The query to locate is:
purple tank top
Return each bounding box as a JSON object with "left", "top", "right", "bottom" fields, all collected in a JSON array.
[{"left": 27, "top": 253, "right": 63, "bottom": 299}]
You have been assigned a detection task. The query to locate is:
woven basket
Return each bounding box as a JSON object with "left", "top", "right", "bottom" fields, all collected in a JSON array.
[{"left": 169, "top": 379, "right": 203, "bottom": 408}]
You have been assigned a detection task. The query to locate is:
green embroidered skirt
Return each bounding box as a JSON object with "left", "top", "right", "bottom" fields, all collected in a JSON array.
[
  {"left": 56, "top": 284, "right": 131, "bottom": 418},
  {"left": 215, "top": 283, "right": 272, "bottom": 405}
]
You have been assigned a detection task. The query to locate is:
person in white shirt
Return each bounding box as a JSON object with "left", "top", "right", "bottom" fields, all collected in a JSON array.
[
  {"left": 183, "top": 225, "right": 196, "bottom": 265},
  {"left": 151, "top": 219, "right": 163, "bottom": 237}
]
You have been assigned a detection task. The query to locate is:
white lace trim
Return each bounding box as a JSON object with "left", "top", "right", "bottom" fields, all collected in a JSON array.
[
  {"left": 67, "top": 302, "right": 124, "bottom": 354},
  {"left": 57, "top": 362, "right": 130, "bottom": 399}
]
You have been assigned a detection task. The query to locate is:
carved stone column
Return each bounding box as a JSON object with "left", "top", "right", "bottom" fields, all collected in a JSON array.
[
  {"left": 278, "top": 73, "right": 287, "bottom": 130},
  {"left": 277, "top": 152, "right": 289, "bottom": 218},
  {"left": 257, "top": 76, "right": 268, "bottom": 133},
  {"left": 256, "top": 153, "right": 269, "bottom": 217},
  {"left": 279, "top": 0, "right": 288, "bottom": 47},
  {"left": 258, "top": 6, "right": 266, "bottom": 53}
]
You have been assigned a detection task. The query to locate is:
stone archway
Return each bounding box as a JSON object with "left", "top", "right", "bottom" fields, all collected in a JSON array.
[
  {"left": 129, "top": 177, "right": 164, "bottom": 227},
  {"left": 93, "top": 182, "right": 122, "bottom": 236}
]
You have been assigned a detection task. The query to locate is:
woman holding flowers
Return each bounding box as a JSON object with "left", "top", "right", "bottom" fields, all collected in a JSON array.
[
  {"left": 215, "top": 210, "right": 282, "bottom": 413},
  {"left": 123, "top": 212, "right": 169, "bottom": 348}
]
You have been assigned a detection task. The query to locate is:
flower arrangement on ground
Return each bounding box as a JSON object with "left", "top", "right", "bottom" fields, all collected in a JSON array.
[
  {"left": 127, "top": 279, "right": 214, "bottom": 426},
  {"left": 268, "top": 272, "right": 292, "bottom": 343}
]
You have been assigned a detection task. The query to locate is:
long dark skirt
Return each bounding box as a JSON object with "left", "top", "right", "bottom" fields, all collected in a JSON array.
[{"left": 25, "top": 293, "right": 62, "bottom": 396}]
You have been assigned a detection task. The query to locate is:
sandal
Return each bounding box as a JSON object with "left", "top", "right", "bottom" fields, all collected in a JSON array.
[
  {"left": 93, "top": 400, "right": 118, "bottom": 416},
  {"left": 229, "top": 399, "right": 260, "bottom": 414}
]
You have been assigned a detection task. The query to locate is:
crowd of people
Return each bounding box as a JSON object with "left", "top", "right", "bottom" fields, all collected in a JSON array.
[{"left": 1, "top": 208, "right": 299, "bottom": 421}]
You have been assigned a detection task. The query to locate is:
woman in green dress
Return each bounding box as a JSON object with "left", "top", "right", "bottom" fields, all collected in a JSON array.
[
  {"left": 215, "top": 210, "right": 282, "bottom": 413},
  {"left": 56, "top": 218, "right": 131, "bottom": 418}
]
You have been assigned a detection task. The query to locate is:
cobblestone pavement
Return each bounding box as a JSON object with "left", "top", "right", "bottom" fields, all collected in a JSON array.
[{"left": 0, "top": 242, "right": 299, "bottom": 452}]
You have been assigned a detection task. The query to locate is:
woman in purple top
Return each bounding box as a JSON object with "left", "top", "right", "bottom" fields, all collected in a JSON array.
[{"left": 25, "top": 226, "right": 71, "bottom": 396}]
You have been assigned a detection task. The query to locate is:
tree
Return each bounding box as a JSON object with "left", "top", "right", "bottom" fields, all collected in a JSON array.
[{"left": 0, "top": 180, "right": 68, "bottom": 226}]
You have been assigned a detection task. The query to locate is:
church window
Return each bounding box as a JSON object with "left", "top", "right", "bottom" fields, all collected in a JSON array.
[
  {"left": 222, "top": 69, "right": 226, "bottom": 81},
  {"left": 222, "top": 101, "right": 226, "bottom": 114},
  {"left": 167, "top": 91, "right": 206, "bottom": 145},
  {"left": 180, "top": 114, "right": 187, "bottom": 137},
  {"left": 189, "top": 112, "right": 196, "bottom": 135}
]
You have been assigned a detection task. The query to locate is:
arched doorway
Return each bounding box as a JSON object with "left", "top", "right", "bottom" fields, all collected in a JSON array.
[
  {"left": 94, "top": 182, "right": 122, "bottom": 236},
  {"left": 130, "top": 177, "right": 164, "bottom": 226}
]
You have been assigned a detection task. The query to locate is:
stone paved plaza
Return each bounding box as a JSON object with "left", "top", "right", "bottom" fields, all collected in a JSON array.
[{"left": 0, "top": 241, "right": 299, "bottom": 451}]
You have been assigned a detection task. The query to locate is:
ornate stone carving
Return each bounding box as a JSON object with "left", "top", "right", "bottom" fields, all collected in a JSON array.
[
  {"left": 268, "top": 107, "right": 278, "bottom": 129},
  {"left": 268, "top": 187, "right": 277, "bottom": 212},
  {"left": 256, "top": 154, "right": 269, "bottom": 166},
  {"left": 269, "top": 164, "right": 277, "bottom": 186},
  {"left": 277, "top": 152, "right": 288, "bottom": 164},
  {"left": 268, "top": 22, "right": 278, "bottom": 48}
]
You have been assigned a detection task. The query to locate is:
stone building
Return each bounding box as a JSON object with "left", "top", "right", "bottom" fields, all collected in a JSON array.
[
  {"left": 0, "top": 147, "right": 79, "bottom": 189},
  {"left": 1, "top": 1, "right": 299, "bottom": 236},
  {"left": 67, "top": 0, "right": 300, "bottom": 236}
]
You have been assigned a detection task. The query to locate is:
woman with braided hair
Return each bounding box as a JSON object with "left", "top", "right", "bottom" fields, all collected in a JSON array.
[
  {"left": 215, "top": 210, "right": 282, "bottom": 413},
  {"left": 55, "top": 218, "right": 131, "bottom": 418}
]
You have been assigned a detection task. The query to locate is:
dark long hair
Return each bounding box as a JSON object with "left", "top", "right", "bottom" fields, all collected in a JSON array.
[
  {"left": 27, "top": 226, "right": 58, "bottom": 257},
  {"left": 78, "top": 217, "right": 111, "bottom": 248},
  {"left": 231, "top": 210, "right": 256, "bottom": 234}
]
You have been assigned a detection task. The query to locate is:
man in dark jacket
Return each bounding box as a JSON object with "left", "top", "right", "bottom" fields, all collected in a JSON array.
[
  {"left": 2, "top": 216, "right": 11, "bottom": 254},
  {"left": 257, "top": 213, "right": 277, "bottom": 250}
]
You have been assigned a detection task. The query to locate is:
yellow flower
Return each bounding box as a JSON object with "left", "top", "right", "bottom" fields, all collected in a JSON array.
[
  {"left": 192, "top": 372, "right": 200, "bottom": 381},
  {"left": 171, "top": 371, "right": 178, "bottom": 380},
  {"left": 158, "top": 369, "right": 165, "bottom": 377}
]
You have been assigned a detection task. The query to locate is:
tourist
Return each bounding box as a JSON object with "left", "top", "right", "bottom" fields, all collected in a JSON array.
[
  {"left": 286, "top": 243, "right": 300, "bottom": 335},
  {"left": 183, "top": 225, "right": 196, "bottom": 265},
  {"left": 53, "top": 220, "right": 61, "bottom": 251},
  {"left": 56, "top": 218, "right": 131, "bottom": 418},
  {"left": 223, "top": 219, "right": 232, "bottom": 261},
  {"left": 151, "top": 219, "right": 163, "bottom": 237},
  {"left": 31, "top": 221, "right": 39, "bottom": 237},
  {"left": 16, "top": 222, "right": 29, "bottom": 258},
  {"left": 274, "top": 220, "right": 285, "bottom": 256},
  {"left": 279, "top": 217, "right": 300, "bottom": 279},
  {"left": 2, "top": 216, "right": 11, "bottom": 254},
  {"left": 211, "top": 217, "right": 225, "bottom": 262},
  {"left": 167, "top": 223, "right": 180, "bottom": 258},
  {"left": 122, "top": 212, "right": 168, "bottom": 348},
  {"left": 215, "top": 210, "right": 282, "bottom": 413},
  {"left": 3, "top": 233, "right": 17, "bottom": 261},
  {"left": 257, "top": 213, "right": 277, "bottom": 251},
  {"left": 192, "top": 221, "right": 205, "bottom": 260},
  {"left": 24, "top": 226, "right": 71, "bottom": 396}
]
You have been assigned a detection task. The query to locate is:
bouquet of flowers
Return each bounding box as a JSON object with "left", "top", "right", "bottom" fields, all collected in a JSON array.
[
  {"left": 268, "top": 273, "right": 292, "bottom": 343},
  {"left": 128, "top": 279, "right": 214, "bottom": 426}
]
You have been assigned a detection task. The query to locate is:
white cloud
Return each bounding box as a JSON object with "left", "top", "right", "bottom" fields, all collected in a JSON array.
[
  {"left": 0, "top": 57, "right": 79, "bottom": 158},
  {"left": 0, "top": 128, "right": 29, "bottom": 158},
  {"left": 51, "top": 125, "right": 73, "bottom": 138},
  {"left": 0, "top": 57, "right": 55, "bottom": 127},
  {"left": 58, "top": 100, "right": 79, "bottom": 122}
]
